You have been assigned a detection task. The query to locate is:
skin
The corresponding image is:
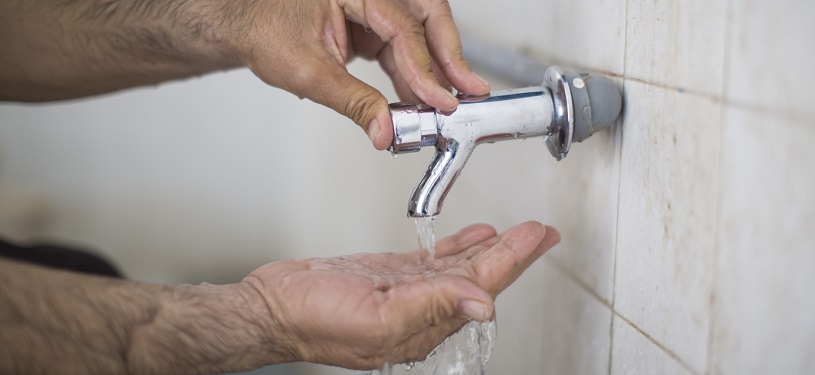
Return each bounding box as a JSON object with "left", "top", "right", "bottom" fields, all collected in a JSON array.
[
  {"left": 0, "top": 0, "right": 561, "bottom": 372},
  {"left": 0, "top": 222, "right": 560, "bottom": 373},
  {"left": 0, "top": 0, "right": 491, "bottom": 150}
]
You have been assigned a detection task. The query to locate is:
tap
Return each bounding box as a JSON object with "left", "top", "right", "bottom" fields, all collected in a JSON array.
[{"left": 389, "top": 66, "right": 622, "bottom": 217}]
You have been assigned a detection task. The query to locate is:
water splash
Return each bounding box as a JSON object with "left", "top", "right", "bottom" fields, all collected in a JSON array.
[
  {"left": 413, "top": 220, "right": 497, "bottom": 375},
  {"left": 360, "top": 220, "right": 498, "bottom": 375},
  {"left": 414, "top": 320, "right": 497, "bottom": 375}
]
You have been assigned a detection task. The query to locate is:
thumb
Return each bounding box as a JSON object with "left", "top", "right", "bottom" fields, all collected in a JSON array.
[
  {"left": 297, "top": 58, "right": 394, "bottom": 150},
  {"left": 384, "top": 274, "right": 494, "bottom": 337}
]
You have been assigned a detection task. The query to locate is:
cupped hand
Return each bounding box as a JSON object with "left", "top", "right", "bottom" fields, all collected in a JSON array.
[
  {"left": 226, "top": 0, "right": 491, "bottom": 150},
  {"left": 241, "top": 221, "right": 559, "bottom": 370}
]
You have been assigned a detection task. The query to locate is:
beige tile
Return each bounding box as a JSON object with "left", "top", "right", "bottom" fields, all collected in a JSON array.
[
  {"left": 710, "top": 107, "right": 815, "bottom": 374},
  {"left": 452, "top": 0, "right": 626, "bottom": 75},
  {"left": 487, "top": 260, "right": 545, "bottom": 374},
  {"left": 539, "top": 260, "right": 611, "bottom": 375},
  {"left": 726, "top": 0, "right": 815, "bottom": 118},
  {"left": 533, "top": 0, "right": 627, "bottom": 74},
  {"left": 615, "top": 80, "right": 721, "bottom": 373},
  {"left": 625, "top": 0, "right": 727, "bottom": 96},
  {"left": 610, "top": 315, "right": 695, "bottom": 375}
]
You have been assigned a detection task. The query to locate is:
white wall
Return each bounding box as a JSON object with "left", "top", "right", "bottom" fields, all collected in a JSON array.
[{"left": 1, "top": 0, "right": 814, "bottom": 374}]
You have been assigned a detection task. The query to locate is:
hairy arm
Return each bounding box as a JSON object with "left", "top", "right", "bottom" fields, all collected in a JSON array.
[
  {"left": 0, "top": 0, "right": 490, "bottom": 149},
  {"left": 0, "top": 222, "right": 560, "bottom": 373},
  {"left": 0, "top": 258, "right": 286, "bottom": 374},
  {"left": 0, "top": 0, "right": 245, "bottom": 101}
]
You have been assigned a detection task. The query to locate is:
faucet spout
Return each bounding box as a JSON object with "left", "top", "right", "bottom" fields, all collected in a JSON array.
[
  {"left": 408, "top": 137, "right": 473, "bottom": 217},
  {"left": 389, "top": 66, "right": 622, "bottom": 218}
]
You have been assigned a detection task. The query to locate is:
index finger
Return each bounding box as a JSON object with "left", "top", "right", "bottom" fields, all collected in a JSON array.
[
  {"left": 412, "top": 0, "right": 491, "bottom": 95},
  {"left": 461, "top": 221, "right": 560, "bottom": 296},
  {"left": 434, "top": 223, "right": 497, "bottom": 258},
  {"left": 341, "top": 0, "right": 459, "bottom": 111}
]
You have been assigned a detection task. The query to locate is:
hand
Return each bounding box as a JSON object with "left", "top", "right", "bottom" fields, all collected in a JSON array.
[
  {"left": 241, "top": 221, "right": 560, "bottom": 370},
  {"left": 225, "top": 0, "right": 491, "bottom": 150}
]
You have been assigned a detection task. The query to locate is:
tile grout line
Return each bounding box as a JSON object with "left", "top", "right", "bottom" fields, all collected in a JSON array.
[
  {"left": 548, "top": 258, "right": 612, "bottom": 308},
  {"left": 547, "top": 258, "right": 702, "bottom": 375},
  {"left": 550, "top": 64, "right": 815, "bottom": 127},
  {"left": 613, "top": 311, "right": 703, "bottom": 375},
  {"left": 607, "top": 0, "right": 631, "bottom": 373},
  {"left": 705, "top": 0, "right": 735, "bottom": 373}
]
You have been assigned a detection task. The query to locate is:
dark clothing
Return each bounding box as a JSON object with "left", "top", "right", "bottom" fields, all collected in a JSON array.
[{"left": 0, "top": 238, "right": 123, "bottom": 278}]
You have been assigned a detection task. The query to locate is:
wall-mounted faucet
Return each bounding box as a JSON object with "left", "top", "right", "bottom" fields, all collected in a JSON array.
[{"left": 389, "top": 66, "right": 622, "bottom": 217}]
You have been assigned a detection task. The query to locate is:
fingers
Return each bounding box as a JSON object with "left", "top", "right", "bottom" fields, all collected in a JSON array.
[
  {"left": 434, "top": 224, "right": 497, "bottom": 258},
  {"left": 288, "top": 46, "right": 394, "bottom": 150},
  {"left": 381, "top": 274, "right": 494, "bottom": 341},
  {"left": 468, "top": 222, "right": 560, "bottom": 296},
  {"left": 420, "top": 0, "right": 490, "bottom": 95},
  {"left": 344, "top": 0, "right": 458, "bottom": 111}
]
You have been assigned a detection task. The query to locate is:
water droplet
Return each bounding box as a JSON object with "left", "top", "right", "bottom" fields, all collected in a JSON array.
[
  {"left": 364, "top": 26, "right": 373, "bottom": 33},
  {"left": 403, "top": 362, "right": 414, "bottom": 370}
]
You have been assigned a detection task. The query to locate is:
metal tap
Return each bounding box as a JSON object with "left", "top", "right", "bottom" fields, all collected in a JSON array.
[{"left": 389, "top": 66, "right": 622, "bottom": 217}]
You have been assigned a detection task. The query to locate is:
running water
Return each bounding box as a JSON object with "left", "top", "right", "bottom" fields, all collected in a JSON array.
[
  {"left": 412, "top": 218, "right": 500, "bottom": 374},
  {"left": 360, "top": 217, "right": 498, "bottom": 375},
  {"left": 416, "top": 217, "right": 436, "bottom": 264}
]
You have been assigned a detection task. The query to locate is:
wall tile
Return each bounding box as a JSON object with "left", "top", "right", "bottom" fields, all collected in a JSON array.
[
  {"left": 710, "top": 107, "right": 815, "bottom": 374},
  {"left": 625, "top": 0, "right": 727, "bottom": 96},
  {"left": 540, "top": 260, "right": 611, "bottom": 375},
  {"left": 452, "top": 0, "right": 626, "bottom": 75},
  {"left": 533, "top": 0, "right": 627, "bottom": 74},
  {"left": 487, "top": 261, "right": 545, "bottom": 374},
  {"left": 610, "top": 316, "right": 695, "bottom": 375},
  {"left": 726, "top": 0, "right": 815, "bottom": 118},
  {"left": 615, "top": 80, "right": 720, "bottom": 373}
]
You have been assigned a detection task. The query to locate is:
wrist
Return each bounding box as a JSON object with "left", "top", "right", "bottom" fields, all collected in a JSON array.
[
  {"left": 233, "top": 278, "right": 301, "bottom": 365},
  {"left": 183, "top": 0, "right": 259, "bottom": 67},
  {"left": 126, "top": 282, "right": 289, "bottom": 374}
]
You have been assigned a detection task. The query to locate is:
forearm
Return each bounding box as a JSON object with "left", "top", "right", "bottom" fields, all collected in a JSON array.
[
  {"left": 0, "top": 0, "right": 249, "bottom": 101},
  {"left": 0, "top": 258, "right": 289, "bottom": 374}
]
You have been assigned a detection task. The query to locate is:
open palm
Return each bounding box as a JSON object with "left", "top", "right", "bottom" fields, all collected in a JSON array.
[{"left": 243, "top": 221, "right": 560, "bottom": 370}]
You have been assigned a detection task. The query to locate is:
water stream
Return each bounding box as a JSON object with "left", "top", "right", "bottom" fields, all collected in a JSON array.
[{"left": 364, "top": 218, "right": 497, "bottom": 375}]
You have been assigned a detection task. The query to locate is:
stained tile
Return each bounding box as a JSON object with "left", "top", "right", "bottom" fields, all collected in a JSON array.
[
  {"left": 726, "top": 0, "right": 815, "bottom": 118},
  {"left": 610, "top": 315, "right": 695, "bottom": 375},
  {"left": 614, "top": 80, "right": 721, "bottom": 373},
  {"left": 710, "top": 107, "right": 815, "bottom": 374},
  {"left": 625, "top": 0, "right": 727, "bottom": 96},
  {"left": 539, "top": 260, "right": 611, "bottom": 375}
]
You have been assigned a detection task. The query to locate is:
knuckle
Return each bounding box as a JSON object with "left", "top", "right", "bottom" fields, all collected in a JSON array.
[{"left": 344, "top": 88, "right": 386, "bottom": 125}]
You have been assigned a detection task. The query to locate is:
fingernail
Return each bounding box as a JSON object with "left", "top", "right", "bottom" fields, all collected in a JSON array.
[
  {"left": 368, "top": 118, "right": 380, "bottom": 144},
  {"left": 473, "top": 73, "right": 490, "bottom": 89},
  {"left": 459, "top": 299, "right": 491, "bottom": 321},
  {"left": 444, "top": 90, "right": 458, "bottom": 109}
]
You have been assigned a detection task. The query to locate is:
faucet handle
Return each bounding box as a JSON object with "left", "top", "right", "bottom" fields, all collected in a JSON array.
[{"left": 388, "top": 102, "right": 438, "bottom": 154}]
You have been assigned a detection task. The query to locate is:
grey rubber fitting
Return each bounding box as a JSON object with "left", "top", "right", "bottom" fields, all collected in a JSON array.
[{"left": 564, "top": 72, "right": 622, "bottom": 143}]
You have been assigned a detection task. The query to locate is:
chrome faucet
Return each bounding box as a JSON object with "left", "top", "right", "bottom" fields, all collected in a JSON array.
[{"left": 389, "top": 66, "right": 622, "bottom": 217}]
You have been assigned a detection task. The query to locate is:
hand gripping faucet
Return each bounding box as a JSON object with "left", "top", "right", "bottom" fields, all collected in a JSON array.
[{"left": 389, "top": 66, "right": 622, "bottom": 217}]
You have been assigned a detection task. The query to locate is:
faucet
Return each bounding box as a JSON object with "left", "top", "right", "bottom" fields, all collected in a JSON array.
[{"left": 389, "top": 66, "right": 622, "bottom": 217}]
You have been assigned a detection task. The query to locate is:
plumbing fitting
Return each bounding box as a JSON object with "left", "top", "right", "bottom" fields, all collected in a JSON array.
[{"left": 389, "top": 66, "right": 622, "bottom": 217}]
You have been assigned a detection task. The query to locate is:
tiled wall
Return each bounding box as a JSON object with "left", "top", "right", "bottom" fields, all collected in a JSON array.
[
  {"left": 452, "top": 0, "right": 815, "bottom": 374},
  {"left": 0, "top": 0, "right": 813, "bottom": 374}
]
